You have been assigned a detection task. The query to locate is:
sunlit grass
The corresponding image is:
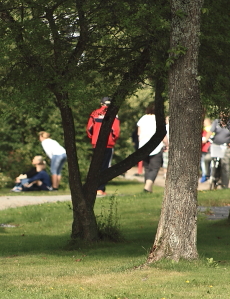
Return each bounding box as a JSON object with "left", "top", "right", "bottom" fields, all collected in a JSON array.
[{"left": 1, "top": 180, "right": 230, "bottom": 298}]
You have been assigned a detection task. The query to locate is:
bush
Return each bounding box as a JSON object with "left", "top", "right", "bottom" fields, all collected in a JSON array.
[
  {"left": 0, "top": 172, "right": 12, "bottom": 188},
  {"left": 96, "top": 194, "right": 124, "bottom": 242}
]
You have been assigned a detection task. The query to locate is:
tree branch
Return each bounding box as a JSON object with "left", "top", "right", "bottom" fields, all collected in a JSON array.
[
  {"left": 63, "top": 0, "right": 89, "bottom": 75},
  {"left": 99, "top": 118, "right": 166, "bottom": 186},
  {"left": 83, "top": 44, "right": 154, "bottom": 204}
]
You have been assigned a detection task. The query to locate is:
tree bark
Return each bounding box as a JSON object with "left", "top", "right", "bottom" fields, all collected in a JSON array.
[
  {"left": 53, "top": 46, "right": 167, "bottom": 241},
  {"left": 148, "top": 0, "right": 204, "bottom": 262},
  {"left": 56, "top": 92, "right": 99, "bottom": 241}
]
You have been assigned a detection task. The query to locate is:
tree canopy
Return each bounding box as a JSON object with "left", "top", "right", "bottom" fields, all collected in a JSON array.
[{"left": 0, "top": 0, "right": 168, "bottom": 241}]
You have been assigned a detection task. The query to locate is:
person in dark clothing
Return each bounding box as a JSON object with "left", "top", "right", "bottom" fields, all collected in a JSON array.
[
  {"left": 22, "top": 169, "right": 52, "bottom": 191},
  {"left": 202, "top": 114, "right": 230, "bottom": 188},
  {"left": 11, "top": 156, "right": 52, "bottom": 192},
  {"left": 11, "top": 157, "right": 39, "bottom": 191}
]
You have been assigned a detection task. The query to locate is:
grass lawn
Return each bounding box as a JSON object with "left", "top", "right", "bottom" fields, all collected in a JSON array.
[{"left": 0, "top": 179, "right": 230, "bottom": 298}]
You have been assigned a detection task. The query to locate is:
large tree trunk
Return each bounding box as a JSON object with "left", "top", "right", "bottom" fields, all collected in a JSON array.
[
  {"left": 148, "top": 0, "right": 204, "bottom": 262},
  {"left": 56, "top": 92, "right": 99, "bottom": 241}
]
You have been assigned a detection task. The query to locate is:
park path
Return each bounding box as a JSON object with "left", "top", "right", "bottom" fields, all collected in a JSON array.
[
  {"left": 124, "top": 167, "right": 230, "bottom": 220},
  {"left": 0, "top": 194, "right": 71, "bottom": 211},
  {"left": 124, "top": 166, "right": 212, "bottom": 191},
  {"left": 0, "top": 167, "right": 229, "bottom": 220}
]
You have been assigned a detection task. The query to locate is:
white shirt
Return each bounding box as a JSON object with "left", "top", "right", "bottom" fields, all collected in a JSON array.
[
  {"left": 137, "top": 114, "right": 163, "bottom": 156},
  {"left": 41, "top": 138, "right": 66, "bottom": 159},
  {"left": 166, "top": 123, "right": 169, "bottom": 142}
]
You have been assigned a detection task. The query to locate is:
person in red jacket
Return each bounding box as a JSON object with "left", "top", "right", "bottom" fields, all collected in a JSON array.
[{"left": 87, "top": 97, "right": 120, "bottom": 196}]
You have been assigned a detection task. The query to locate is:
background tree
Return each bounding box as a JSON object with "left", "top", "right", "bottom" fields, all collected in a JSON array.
[
  {"left": 0, "top": 0, "right": 167, "bottom": 241},
  {"left": 199, "top": 0, "right": 230, "bottom": 115},
  {"left": 148, "top": 0, "right": 204, "bottom": 262}
]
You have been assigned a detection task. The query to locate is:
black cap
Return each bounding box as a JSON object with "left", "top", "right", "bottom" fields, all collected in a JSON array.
[{"left": 101, "top": 97, "right": 111, "bottom": 105}]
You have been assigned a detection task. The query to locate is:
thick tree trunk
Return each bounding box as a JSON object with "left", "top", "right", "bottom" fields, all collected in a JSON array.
[
  {"left": 56, "top": 92, "right": 99, "bottom": 241},
  {"left": 148, "top": 0, "right": 204, "bottom": 262}
]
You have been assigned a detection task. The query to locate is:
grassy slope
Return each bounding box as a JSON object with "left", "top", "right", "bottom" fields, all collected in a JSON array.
[{"left": 0, "top": 180, "right": 230, "bottom": 298}]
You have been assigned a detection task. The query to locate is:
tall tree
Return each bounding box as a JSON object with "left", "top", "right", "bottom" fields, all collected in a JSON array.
[
  {"left": 0, "top": 0, "right": 167, "bottom": 241},
  {"left": 148, "top": 0, "right": 204, "bottom": 262}
]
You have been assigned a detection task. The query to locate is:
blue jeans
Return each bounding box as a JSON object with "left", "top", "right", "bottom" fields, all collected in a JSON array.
[
  {"left": 200, "top": 152, "right": 208, "bottom": 177},
  {"left": 51, "top": 154, "right": 67, "bottom": 175},
  {"left": 14, "top": 178, "right": 29, "bottom": 188}
]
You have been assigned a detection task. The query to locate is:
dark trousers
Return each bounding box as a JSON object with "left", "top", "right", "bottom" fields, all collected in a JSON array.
[
  {"left": 143, "top": 151, "right": 163, "bottom": 183},
  {"left": 97, "top": 148, "right": 113, "bottom": 192}
]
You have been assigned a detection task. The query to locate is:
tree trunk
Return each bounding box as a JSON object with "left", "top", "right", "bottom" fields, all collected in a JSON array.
[
  {"left": 53, "top": 45, "right": 166, "bottom": 241},
  {"left": 56, "top": 92, "right": 99, "bottom": 241},
  {"left": 148, "top": 0, "right": 204, "bottom": 262},
  {"left": 56, "top": 90, "right": 166, "bottom": 241}
]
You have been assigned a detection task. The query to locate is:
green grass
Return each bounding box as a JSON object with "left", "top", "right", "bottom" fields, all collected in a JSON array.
[
  {"left": 0, "top": 177, "right": 144, "bottom": 196},
  {"left": 198, "top": 188, "right": 230, "bottom": 206},
  {"left": 0, "top": 188, "right": 71, "bottom": 196},
  {"left": 0, "top": 180, "right": 230, "bottom": 298}
]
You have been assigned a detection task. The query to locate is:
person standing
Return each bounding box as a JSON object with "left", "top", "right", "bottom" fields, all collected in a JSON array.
[
  {"left": 137, "top": 102, "right": 168, "bottom": 193},
  {"left": 38, "top": 131, "right": 67, "bottom": 190},
  {"left": 200, "top": 118, "right": 212, "bottom": 182},
  {"left": 203, "top": 114, "right": 230, "bottom": 188},
  {"left": 87, "top": 97, "right": 120, "bottom": 196}
]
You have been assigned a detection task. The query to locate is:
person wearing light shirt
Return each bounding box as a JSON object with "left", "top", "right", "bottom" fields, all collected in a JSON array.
[
  {"left": 38, "top": 131, "right": 67, "bottom": 190},
  {"left": 137, "top": 102, "right": 168, "bottom": 193}
]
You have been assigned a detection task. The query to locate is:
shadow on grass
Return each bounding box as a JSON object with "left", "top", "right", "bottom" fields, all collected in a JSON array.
[
  {"left": 0, "top": 224, "right": 157, "bottom": 259},
  {"left": 197, "top": 218, "right": 230, "bottom": 263},
  {"left": 0, "top": 197, "right": 159, "bottom": 258},
  {"left": 2, "top": 218, "right": 230, "bottom": 264},
  {"left": 1, "top": 190, "right": 230, "bottom": 264}
]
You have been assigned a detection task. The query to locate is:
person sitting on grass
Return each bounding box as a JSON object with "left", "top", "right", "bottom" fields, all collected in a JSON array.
[
  {"left": 11, "top": 156, "right": 40, "bottom": 192},
  {"left": 11, "top": 156, "right": 52, "bottom": 192}
]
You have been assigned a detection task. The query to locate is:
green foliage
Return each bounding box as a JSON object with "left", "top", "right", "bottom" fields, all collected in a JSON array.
[
  {"left": 0, "top": 77, "right": 157, "bottom": 184},
  {"left": 166, "top": 45, "right": 187, "bottom": 67},
  {"left": 200, "top": 0, "right": 230, "bottom": 113},
  {"left": 0, "top": 172, "right": 11, "bottom": 188},
  {"left": 0, "top": 0, "right": 171, "bottom": 192},
  {"left": 175, "top": 9, "right": 188, "bottom": 19},
  {"left": 206, "top": 257, "right": 219, "bottom": 268},
  {"left": 96, "top": 193, "right": 123, "bottom": 242},
  {"left": 0, "top": 100, "right": 65, "bottom": 178}
]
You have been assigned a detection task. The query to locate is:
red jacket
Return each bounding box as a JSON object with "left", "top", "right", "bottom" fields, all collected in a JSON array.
[
  {"left": 201, "top": 130, "right": 211, "bottom": 153},
  {"left": 87, "top": 106, "right": 120, "bottom": 148}
]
